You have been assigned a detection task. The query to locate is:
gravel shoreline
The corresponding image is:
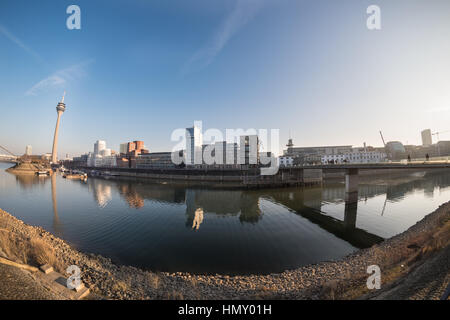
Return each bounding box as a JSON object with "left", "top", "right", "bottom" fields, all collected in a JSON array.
[{"left": 1, "top": 202, "right": 448, "bottom": 300}]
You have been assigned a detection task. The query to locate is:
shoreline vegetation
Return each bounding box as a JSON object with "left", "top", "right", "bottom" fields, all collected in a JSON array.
[{"left": 0, "top": 202, "right": 448, "bottom": 300}]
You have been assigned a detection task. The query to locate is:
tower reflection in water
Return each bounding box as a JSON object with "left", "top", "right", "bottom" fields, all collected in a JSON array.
[
  {"left": 10, "top": 173, "right": 64, "bottom": 236},
  {"left": 50, "top": 173, "right": 63, "bottom": 235}
]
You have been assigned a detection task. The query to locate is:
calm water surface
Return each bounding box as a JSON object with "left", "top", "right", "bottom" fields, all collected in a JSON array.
[{"left": 1, "top": 162, "right": 449, "bottom": 274}]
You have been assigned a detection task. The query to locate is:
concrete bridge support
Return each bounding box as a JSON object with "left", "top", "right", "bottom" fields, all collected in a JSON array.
[
  {"left": 344, "top": 168, "right": 359, "bottom": 229},
  {"left": 345, "top": 168, "right": 359, "bottom": 203},
  {"left": 281, "top": 168, "right": 304, "bottom": 183}
]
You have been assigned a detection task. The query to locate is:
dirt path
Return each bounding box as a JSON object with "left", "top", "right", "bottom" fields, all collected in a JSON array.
[{"left": 0, "top": 264, "right": 64, "bottom": 300}]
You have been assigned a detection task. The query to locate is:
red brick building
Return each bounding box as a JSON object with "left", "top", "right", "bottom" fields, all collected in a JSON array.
[{"left": 119, "top": 141, "right": 149, "bottom": 168}]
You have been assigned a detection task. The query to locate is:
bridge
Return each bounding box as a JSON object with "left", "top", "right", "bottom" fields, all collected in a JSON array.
[
  {"left": 0, "top": 144, "right": 18, "bottom": 163},
  {"left": 290, "top": 162, "right": 450, "bottom": 170},
  {"left": 0, "top": 154, "right": 18, "bottom": 163},
  {"left": 279, "top": 161, "right": 450, "bottom": 205}
]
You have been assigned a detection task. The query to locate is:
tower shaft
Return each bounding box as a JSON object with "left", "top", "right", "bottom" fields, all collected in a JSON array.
[{"left": 51, "top": 110, "right": 63, "bottom": 163}]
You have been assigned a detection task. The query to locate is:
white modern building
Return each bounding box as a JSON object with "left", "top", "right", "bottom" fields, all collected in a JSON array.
[
  {"left": 421, "top": 129, "right": 433, "bottom": 147},
  {"left": 100, "top": 148, "right": 112, "bottom": 157},
  {"left": 279, "top": 156, "right": 294, "bottom": 167},
  {"left": 321, "top": 149, "right": 387, "bottom": 164},
  {"left": 185, "top": 125, "right": 203, "bottom": 165},
  {"left": 94, "top": 140, "right": 106, "bottom": 156},
  {"left": 88, "top": 141, "right": 117, "bottom": 167},
  {"left": 25, "top": 145, "right": 32, "bottom": 156}
]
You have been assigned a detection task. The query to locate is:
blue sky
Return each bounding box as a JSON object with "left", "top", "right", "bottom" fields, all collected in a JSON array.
[{"left": 1, "top": 0, "right": 450, "bottom": 157}]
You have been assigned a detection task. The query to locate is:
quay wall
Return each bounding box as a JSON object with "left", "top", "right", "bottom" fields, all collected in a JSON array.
[{"left": 73, "top": 166, "right": 323, "bottom": 188}]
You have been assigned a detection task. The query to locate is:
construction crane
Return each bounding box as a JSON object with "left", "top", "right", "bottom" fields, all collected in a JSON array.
[
  {"left": 379, "top": 131, "right": 386, "bottom": 147},
  {"left": 432, "top": 130, "right": 450, "bottom": 157},
  {"left": 431, "top": 130, "right": 450, "bottom": 142}
]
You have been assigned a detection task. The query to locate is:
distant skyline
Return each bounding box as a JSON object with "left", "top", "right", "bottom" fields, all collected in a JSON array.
[{"left": 1, "top": 0, "right": 450, "bottom": 158}]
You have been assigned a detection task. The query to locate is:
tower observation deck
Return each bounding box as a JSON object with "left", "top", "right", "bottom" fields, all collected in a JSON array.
[{"left": 51, "top": 92, "right": 66, "bottom": 164}]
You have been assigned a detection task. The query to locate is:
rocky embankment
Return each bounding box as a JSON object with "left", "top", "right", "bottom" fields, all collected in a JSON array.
[
  {"left": 5, "top": 162, "right": 50, "bottom": 174},
  {"left": 0, "top": 202, "right": 448, "bottom": 300}
]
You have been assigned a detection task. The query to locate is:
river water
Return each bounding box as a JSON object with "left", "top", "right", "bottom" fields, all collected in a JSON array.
[{"left": 1, "top": 163, "right": 449, "bottom": 275}]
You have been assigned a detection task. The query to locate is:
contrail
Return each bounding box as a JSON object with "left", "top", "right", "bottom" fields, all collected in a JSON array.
[{"left": 0, "top": 24, "right": 45, "bottom": 64}]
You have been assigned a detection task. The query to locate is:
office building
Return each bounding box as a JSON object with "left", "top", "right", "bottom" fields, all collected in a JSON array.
[
  {"left": 25, "top": 145, "right": 32, "bottom": 156},
  {"left": 279, "top": 156, "right": 294, "bottom": 167},
  {"left": 88, "top": 141, "right": 117, "bottom": 167},
  {"left": 421, "top": 129, "right": 433, "bottom": 146},
  {"left": 322, "top": 149, "right": 387, "bottom": 164},
  {"left": 119, "top": 143, "right": 128, "bottom": 155},
  {"left": 136, "top": 151, "right": 183, "bottom": 169},
  {"left": 239, "top": 135, "right": 259, "bottom": 165},
  {"left": 209, "top": 141, "right": 239, "bottom": 165},
  {"left": 186, "top": 125, "right": 203, "bottom": 165},
  {"left": 94, "top": 140, "right": 106, "bottom": 156}
]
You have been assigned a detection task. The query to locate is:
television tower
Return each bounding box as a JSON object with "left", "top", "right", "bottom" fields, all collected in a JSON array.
[{"left": 51, "top": 92, "right": 66, "bottom": 164}]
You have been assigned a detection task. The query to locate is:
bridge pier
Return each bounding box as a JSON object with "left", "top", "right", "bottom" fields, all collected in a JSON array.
[
  {"left": 281, "top": 168, "right": 304, "bottom": 183},
  {"left": 344, "top": 201, "right": 357, "bottom": 229},
  {"left": 345, "top": 168, "right": 359, "bottom": 203},
  {"left": 344, "top": 168, "right": 359, "bottom": 229}
]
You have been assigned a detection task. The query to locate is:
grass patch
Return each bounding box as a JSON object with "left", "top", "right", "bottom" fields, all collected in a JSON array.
[{"left": 0, "top": 215, "right": 66, "bottom": 273}]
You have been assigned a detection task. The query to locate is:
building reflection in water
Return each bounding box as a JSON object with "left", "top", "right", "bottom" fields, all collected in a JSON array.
[
  {"left": 81, "top": 171, "right": 450, "bottom": 245},
  {"left": 184, "top": 188, "right": 262, "bottom": 228},
  {"left": 87, "top": 179, "right": 113, "bottom": 208},
  {"left": 116, "top": 183, "right": 145, "bottom": 209}
]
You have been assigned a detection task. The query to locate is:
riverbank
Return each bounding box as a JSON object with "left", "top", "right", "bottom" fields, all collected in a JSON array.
[
  {"left": 5, "top": 162, "right": 52, "bottom": 175},
  {"left": 0, "top": 202, "right": 448, "bottom": 300}
]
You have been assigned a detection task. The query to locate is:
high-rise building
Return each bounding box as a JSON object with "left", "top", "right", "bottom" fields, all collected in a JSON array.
[
  {"left": 213, "top": 141, "right": 238, "bottom": 165},
  {"left": 51, "top": 92, "right": 66, "bottom": 163},
  {"left": 185, "top": 125, "right": 203, "bottom": 165},
  {"left": 134, "top": 140, "right": 144, "bottom": 151},
  {"left": 100, "top": 149, "right": 111, "bottom": 157},
  {"left": 87, "top": 140, "right": 117, "bottom": 167},
  {"left": 119, "top": 143, "right": 128, "bottom": 155},
  {"left": 239, "top": 135, "right": 259, "bottom": 165},
  {"left": 94, "top": 140, "right": 106, "bottom": 155},
  {"left": 25, "top": 145, "right": 32, "bottom": 156},
  {"left": 421, "top": 129, "right": 432, "bottom": 146}
]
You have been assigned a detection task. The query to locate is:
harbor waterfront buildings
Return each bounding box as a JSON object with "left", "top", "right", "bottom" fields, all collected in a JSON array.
[
  {"left": 321, "top": 149, "right": 387, "bottom": 164},
  {"left": 278, "top": 139, "right": 387, "bottom": 166},
  {"left": 117, "top": 140, "right": 149, "bottom": 168},
  {"left": 87, "top": 140, "right": 117, "bottom": 167},
  {"left": 136, "top": 152, "right": 181, "bottom": 169},
  {"left": 63, "top": 127, "right": 450, "bottom": 170},
  {"left": 279, "top": 156, "right": 294, "bottom": 167}
]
